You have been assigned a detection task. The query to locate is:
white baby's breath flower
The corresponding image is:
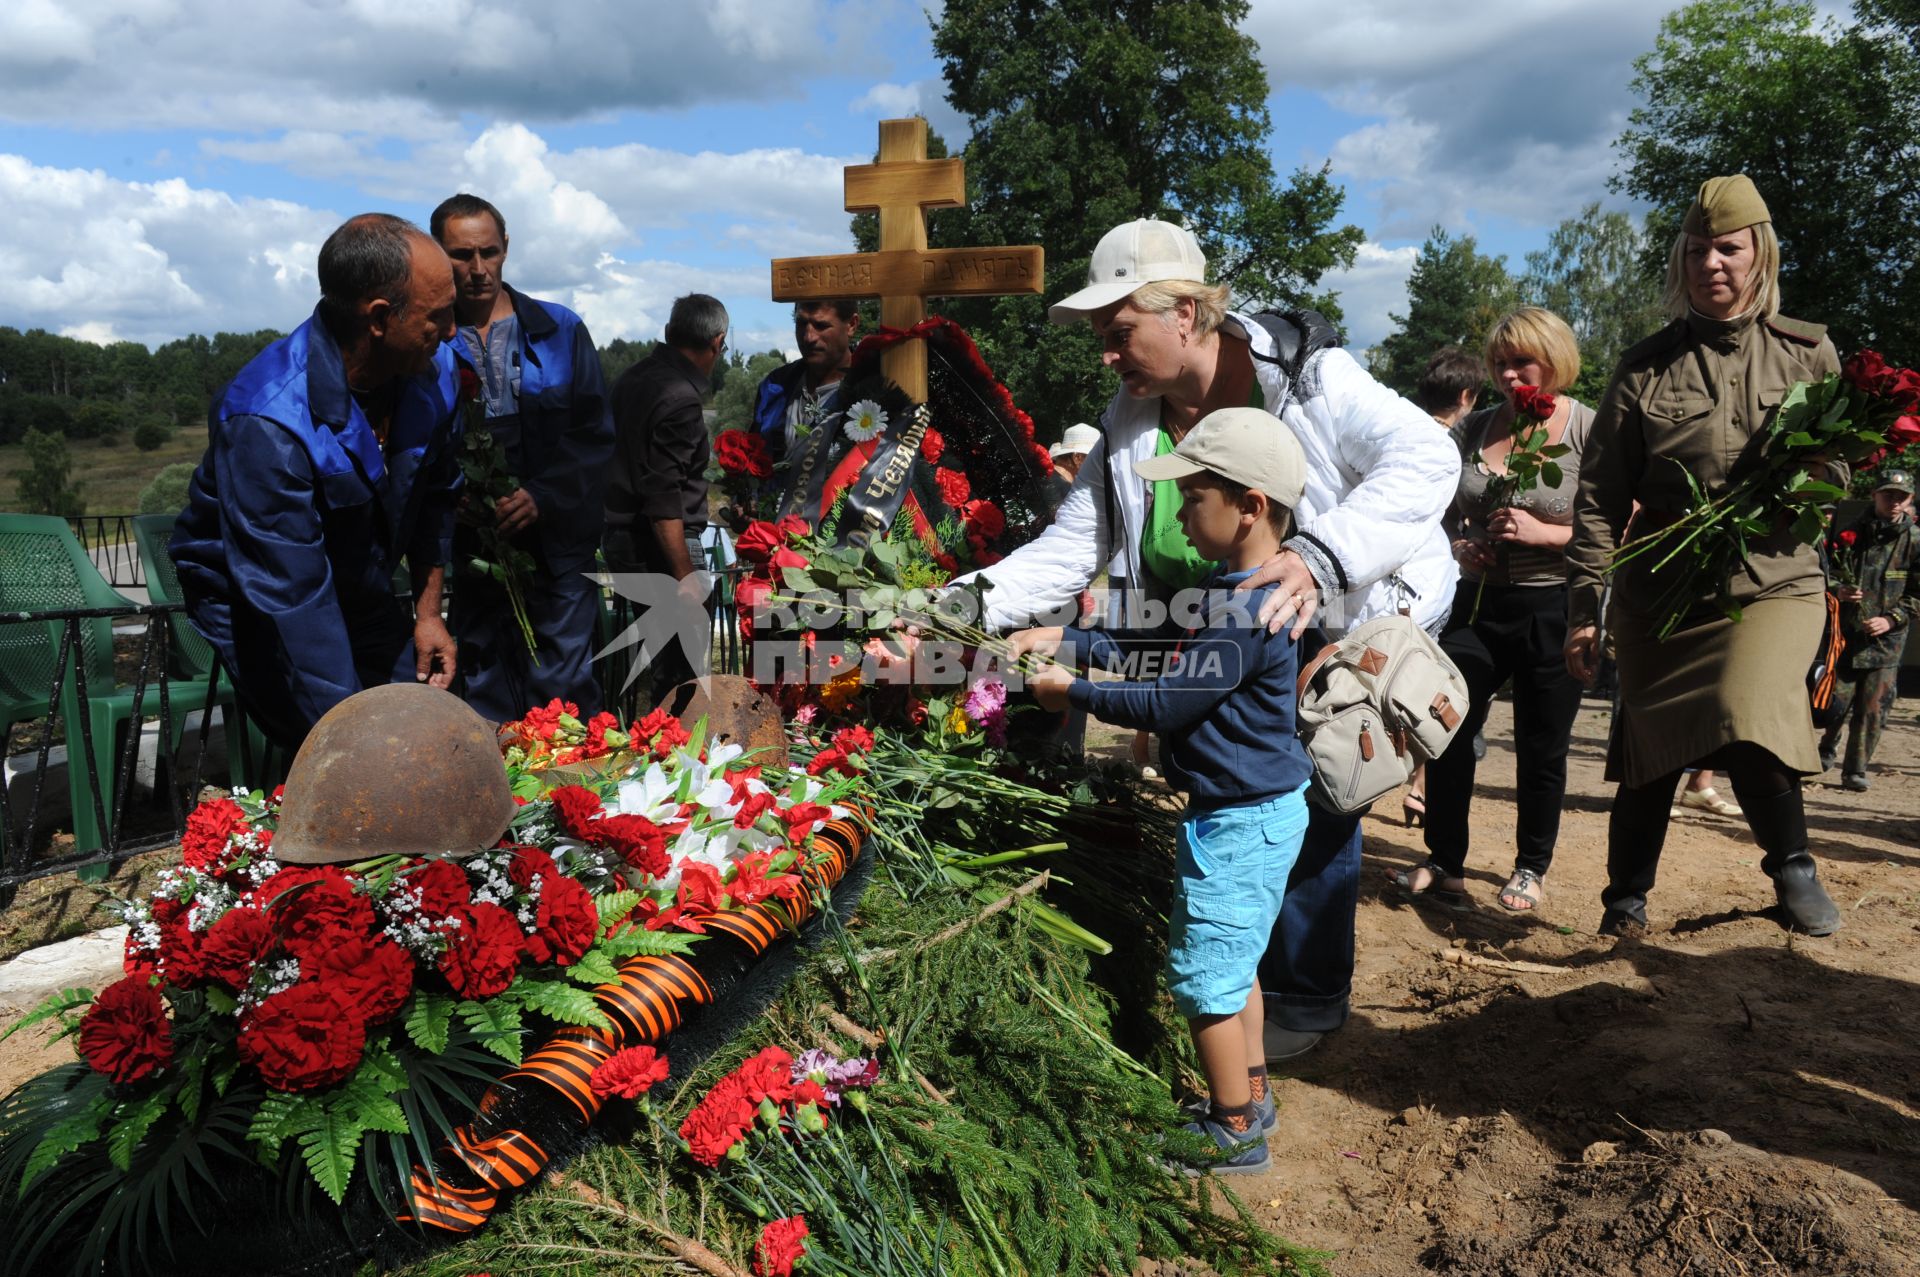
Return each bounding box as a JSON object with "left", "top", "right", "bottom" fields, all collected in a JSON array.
[{"left": 842, "top": 399, "right": 888, "bottom": 443}]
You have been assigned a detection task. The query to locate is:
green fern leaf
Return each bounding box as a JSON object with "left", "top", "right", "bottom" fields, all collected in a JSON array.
[
  {"left": 599, "top": 927, "right": 700, "bottom": 960},
  {"left": 456, "top": 998, "right": 526, "bottom": 1065},
  {"left": 104, "top": 1090, "right": 171, "bottom": 1173},
  {"left": 296, "top": 1107, "right": 364, "bottom": 1205},
  {"left": 595, "top": 889, "right": 640, "bottom": 928},
  {"left": 566, "top": 948, "right": 621, "bottom": 986},
  {"left": 516, "top": 979, "right": 611, "bottom": 1029},
  {"left": 1, "top": 985, "right": 95, "bottom": 1042},
  {"left": 405, "top": 990, "right": 455, "bottom": 1055},
  {"left": 245, "top": 1088, "right": 315, "bottom": 1157}
]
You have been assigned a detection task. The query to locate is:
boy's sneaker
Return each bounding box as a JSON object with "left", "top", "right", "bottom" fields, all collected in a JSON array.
[
  {"left": 1162, "top": 1114, "right": 1271, "bottom": 1177},
  {"left": 1182, "top": 1090, "right": 1277, "bottom": 1133}
]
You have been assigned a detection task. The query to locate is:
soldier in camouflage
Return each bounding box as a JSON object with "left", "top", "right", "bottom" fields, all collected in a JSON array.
[{"left": 1821, "top": 470, "right": 1920, "bottom": 790}]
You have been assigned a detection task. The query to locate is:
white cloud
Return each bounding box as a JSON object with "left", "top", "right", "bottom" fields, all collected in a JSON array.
[
  {"left": 852, "top": 82, "right": 924, "bottom": 116},
  {"left": 0, "top": 1, "right": 884, "bottom": 134},
  {"left": 1321, "top": 240, "right": 1419, "bottom": 352}
]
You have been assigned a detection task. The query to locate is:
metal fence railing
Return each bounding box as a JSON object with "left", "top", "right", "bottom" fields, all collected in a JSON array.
[{"left": 66, "top": 514, "right": 146, "bottom": 589}]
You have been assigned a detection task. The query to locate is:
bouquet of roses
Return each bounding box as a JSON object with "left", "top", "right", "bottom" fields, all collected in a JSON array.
[
  {"left": 709, "top": 426, "right": 776, "bottom": 521},
  {"left": 1607, "top": 349, "right": 1920, "bottom": 638},
  {"left": 1469, "top": 382, "right": 1569, "bottom": 620},
  {"left": 1825, "top": 527, "right": 1865, "bottom": 589},
  {"left": 455, "top": 366, "right": 539, "bottom": 656}
]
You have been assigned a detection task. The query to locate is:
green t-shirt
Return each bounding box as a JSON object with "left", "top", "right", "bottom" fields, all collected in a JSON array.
[{"left": 1139, "top": 427, "right": 1215, "bottom": 592}]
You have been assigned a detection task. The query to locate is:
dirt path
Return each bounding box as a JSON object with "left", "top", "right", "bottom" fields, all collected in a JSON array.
[{"left": 1246, "top": 693, "right": 1920, "bottom": 1276}]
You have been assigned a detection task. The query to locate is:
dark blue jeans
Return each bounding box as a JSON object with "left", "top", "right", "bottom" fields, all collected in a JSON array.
[
  {"left": 1257, "top": 801, "right": 1360, "bottom": 1032},
  {"left": 455, "top": 561, "right": 604, "bottom": 724}
]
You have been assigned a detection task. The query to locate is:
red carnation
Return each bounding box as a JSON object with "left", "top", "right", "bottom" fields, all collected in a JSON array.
[
  {"left": 920, "top": 427, "right": 945, "bottom": 464},
  {"left": 781, "top": 801, "right": 832, "bottom": 844},
  {"left": 596, "top": 813, "right": 671, "bottom": 877},
  {"left": 1511, "top": 383, "right": 1557, "bottom": 422},
  {"left": 273, "top": 873, "right": 375, "bottom": 959},
  {"left": 753, "top": 1215, "right": 810, "bottom": 1277},
  {"left": 547, "top": 784, "right": 605, "bottom": 842},
  {"left": 634, "top": 709, "right": 692, "bottom": 759},
  {"left": 438, "top": 902, "right": 525, "bottom": 999},
  {"left": 249, "top": 864, "right": 331, "bottom": 910},
  {"left": 935, "top": 466, "right": 972, "bottom": 508},
  {"left": 522, "top": 872, "right": 599, "bottom": 967},
  {"left": 507, "top": 846, "right": 561, "bottom": 890},
  {"left": 180, "top": 797, "right": 247, "bottom": 872},
  {"left": 1032, "top": 441, "right": 1055, "bottom": 473},
  {"left": 408, "top": 859, "right": 473, "bottom": 917},
  {"left": 726, "top": 851, "right": 802, "bottom": 908},
  {"left": 154, "top": 915, "right": 208, "bottom": 988},
  {"left": 78, "top": 976, "right": 173, "bottom": 1084},
  {"left": 678, "top": 861, "right": 727, "bottom": 915},
  {"left": 238, "top": 982, "right": 366, "bottom": 1091},
  {"left": 732, "top": 788, "right": 777, "bottom": 829},
  {"left": 961, "top": 498, "right": 1006, "bottom": 544},
  {"left": 680, "top": 1073, "right": 757, "bottom": 1166},
  {"left": 199, "top": 906, "right": 272, "bottom": 991},
  {"left": 305, "top": 935, "right": 414, "bottom": 1024},
  {"left": 589, "top": 1045, "right": 670, "bottom": 1100},
  {"left": 831, "top": 725, "right": 874, "bottom": 755}
]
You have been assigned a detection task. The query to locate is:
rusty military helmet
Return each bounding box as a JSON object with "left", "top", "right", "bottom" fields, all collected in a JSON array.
[{"left": 273, "top": 684, "right": 517, "bottom": 865}]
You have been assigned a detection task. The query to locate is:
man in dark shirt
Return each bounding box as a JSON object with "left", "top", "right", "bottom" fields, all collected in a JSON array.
[
  {"left": 432, "top": 193, "right": 613, "bottom": 722},
  {"left": 171, "top": 213, "right": 462, "bottom": 748},
  {"left": 604, "top": 294, "right": 728, "bottom": 697}
]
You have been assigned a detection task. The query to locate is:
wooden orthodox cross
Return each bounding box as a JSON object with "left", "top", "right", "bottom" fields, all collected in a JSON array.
[{"left": 770, "top": 117, "right": 1044, "bottom": 403}]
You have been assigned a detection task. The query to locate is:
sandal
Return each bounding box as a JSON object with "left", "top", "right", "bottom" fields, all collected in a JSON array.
[
  {"left": 1391, "top": 860, "right": 1465, "bottom": 902},
  {"left": 1679, "top": 786, "right": 1742, "bottom": 818},
  {"left": 1402, "top": 791, "right": 1427, "bottom": 828},
  {"left": 1497, "top": 868, "right": 1544, "bottom": 912}
]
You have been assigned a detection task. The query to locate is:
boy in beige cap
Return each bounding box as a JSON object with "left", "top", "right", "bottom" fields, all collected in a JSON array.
[{"left": 1014, "top": 406, "right": 1313, "bottom": 1175}]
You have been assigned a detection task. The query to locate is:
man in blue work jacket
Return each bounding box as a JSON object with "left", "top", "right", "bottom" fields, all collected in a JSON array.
[
  {"left": 432, "top": 193, "right": 614, "bottom": 722},
  {"left": 171, "top": 213, "right": 464, "bottom": 749}
]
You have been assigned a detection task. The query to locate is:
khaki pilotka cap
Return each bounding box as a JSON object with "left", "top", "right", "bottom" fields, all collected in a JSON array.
[{"left": 1681, "top": 175, "right": 1772, "bottom": 237}]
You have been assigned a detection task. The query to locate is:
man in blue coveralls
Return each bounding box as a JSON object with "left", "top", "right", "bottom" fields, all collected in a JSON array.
[
  {"left": 171, "top": 213, "right": 464, "bottom": 749},
  {"left": 431, "top": 193, "right": 613, "bottom": 722}
]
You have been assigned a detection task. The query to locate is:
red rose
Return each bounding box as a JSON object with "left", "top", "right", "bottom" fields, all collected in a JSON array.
[
  {"left": 961, "top": 498, "right": 1006, "bottom": 543},
  {"left": 735, "top": 575, "right": 773, "bottom": 642},
  {"left": 238, "top": 982, "right": 366, "bottom": 1091},
  {"left": 1839, "top": 529, "right": 1859, "bottom": 546},
  {"left": 1845, "top": 349, "right": 1891, "bottom": 392},
  {"left": 438, "top": 902, "right": 524, "bottom": 999},
  {"left": 408, "top": 859, "right": 473, "bottom": 917},
  {"left": 714, "top": 429, "right": 773, "bottom": 479},
  {"left": 180, "top": 797, "right": 247, "bottom": 872},
  {"left": 1890, "top": 415, "right": 1920, "bottom": 444},
  {"left": 735, "top": 520, "right": 788, "bottom": 565},
  {"left": 753, "top": 1215, "right": 810, "bottom": 1277},
  {"left": 589, "top": 1045, "right": 670, "bottom": 1100},
  {"left": 305, "top": 935, "right": 414, "bottom": 1024},
  {"left": 457, "top": 364, "right": 482, "bottom": 403},
  {"left": 78, "top": 976, "right": 172, "bottom": 1084},
  {"left": 679, "top": 1073, "right": 757, "bottom": 1166},
  {"left": 522, "top": 872, "right": 598, "bottom": 967},
  {"left": 547, "top": 784, "right": 605, "bottom": 842},
  {"left": 596, "top": 813, "right": 671, "bottom": 877},
  {"left": 1511, "top": 383, "right": 1557, "bottom": 422},
  {"left": 199, "top": 906, "right": 272, "bottom": 991},
  {"left": 935, "top": 466, "right": 972, "bottom": 508},
  {"left": 507, "top": 846, "right": 561, "bottom": 890}
]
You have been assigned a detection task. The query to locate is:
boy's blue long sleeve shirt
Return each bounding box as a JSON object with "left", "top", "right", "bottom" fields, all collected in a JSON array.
[{"left": 1053, "top": 567, "right": 1313, "bottom": 809}]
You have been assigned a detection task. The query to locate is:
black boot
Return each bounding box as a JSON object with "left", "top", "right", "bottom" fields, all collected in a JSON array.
[
  {"left": 1771, "top": 853, "right": 1842, "bottom": 935},
  {"left": 1598, "top": 894, "right": 1648, "bottom": 937}
]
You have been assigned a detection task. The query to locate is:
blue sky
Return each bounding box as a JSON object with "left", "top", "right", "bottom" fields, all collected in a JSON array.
[{"left": 0, "top": 0, "right": 1685, "bottom": 369}]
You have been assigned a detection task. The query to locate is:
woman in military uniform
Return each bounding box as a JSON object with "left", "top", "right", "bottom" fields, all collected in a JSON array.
[{"left": 1565, "top": 176, "right": 1844, "bottom": 937}]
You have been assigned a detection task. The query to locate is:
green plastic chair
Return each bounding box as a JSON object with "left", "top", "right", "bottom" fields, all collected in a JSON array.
[
  {"left": 131, "top": 514, "right": 276, "bottom": 788},
  {"left": 0, "top": 513, "right": 218, "bottom": 855}
]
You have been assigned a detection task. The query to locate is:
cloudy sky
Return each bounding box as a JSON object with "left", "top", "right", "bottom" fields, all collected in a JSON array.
[{"left": 0, "top": 0, "right": 1684, "bottom": 366}]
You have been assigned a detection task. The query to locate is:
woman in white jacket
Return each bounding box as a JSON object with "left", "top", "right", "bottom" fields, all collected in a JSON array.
[{"left": 967, "top": 218, "right": 1460, "bottom": 1062}]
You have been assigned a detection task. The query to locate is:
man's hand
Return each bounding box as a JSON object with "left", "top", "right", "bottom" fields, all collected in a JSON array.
[
  {"left": 1007, "top": 627, "right": 1065, "bottom": 660},
  {"left": 1837, "top": 585, "right": 1866, "bottom": 602},
  {"left": 1865, "top": 615, "right": 1895, "bottom": 637},
  {"left": 414, "top": 616, "right": 458, "bottom": 688},
  {"left": 676, "top": 570, "right": 713, "bottom": 607},
  {"left": 1027, "top": 661, "right": 1075, "bottom": 712},
  {"left": 1237, "top": 548, "right": 1321, "bottom": 638},
  {"left": 1564, "top": 623, "right": 1601, "bottom": 686},
  {"left": 495, "top": 487, "right": 539, "bottom": 535}
]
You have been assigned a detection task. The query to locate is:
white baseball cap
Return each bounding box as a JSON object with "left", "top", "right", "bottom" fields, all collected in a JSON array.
[
  {"left": 1050, "top": 422, "right": 1101, "bottom": 458},
  {"left": 1133, "top": 407, "right": 1307, "bottom": 510},
  {"left": 1048, "top": 219, "right": 1209, "bottom": 324}
]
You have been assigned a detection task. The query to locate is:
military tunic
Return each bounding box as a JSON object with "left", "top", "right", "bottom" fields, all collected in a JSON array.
[
  {"left": 1567, "top": 311, "right": 1842, "bottom": 786},
  {"left": 1819, "top": 510, "right": 1920, "bottom": 774}
]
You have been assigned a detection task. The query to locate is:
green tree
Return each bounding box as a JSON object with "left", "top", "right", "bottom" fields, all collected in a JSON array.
[
  {"left": 137, "top": 462, "right": 197, "bottom": 515},
  {"left": 876, "top": 0, "right": 1364, "bottom": 435},
  {"left": 598, "top": 338, "right": 655, "bottom": 389},
  {"left": 15, "top": 427, "right": 85, "bottom": 516},
  {"left": 1370, "top": 228, "right": 1519, "bottom": 397},
  {"left": 711, "top": 350, "right": 789, "bottom": 430},
  {"left": 132, "top": 417, "right": 173, "bottom": 452},
  {"left": 1519, "top": 203, "right": 1666, "bottom": 404},
  {"left": 1614, "top": 0, "right": 1920, "bottom": 358}
]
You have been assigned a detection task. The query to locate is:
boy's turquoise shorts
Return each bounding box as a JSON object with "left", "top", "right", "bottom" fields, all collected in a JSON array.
[{"left": 1168, "top": 783, "right": 1309, "bottom": 1019}]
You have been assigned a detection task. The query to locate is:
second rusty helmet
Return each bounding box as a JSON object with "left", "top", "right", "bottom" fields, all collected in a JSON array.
[{"left": 272, "top": 684, "right": 517, "bottom": 865}]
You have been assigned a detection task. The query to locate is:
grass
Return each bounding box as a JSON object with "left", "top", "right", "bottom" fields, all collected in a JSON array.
[{"left": 0, "top": 427, "right": 209, "bottom": 515}]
